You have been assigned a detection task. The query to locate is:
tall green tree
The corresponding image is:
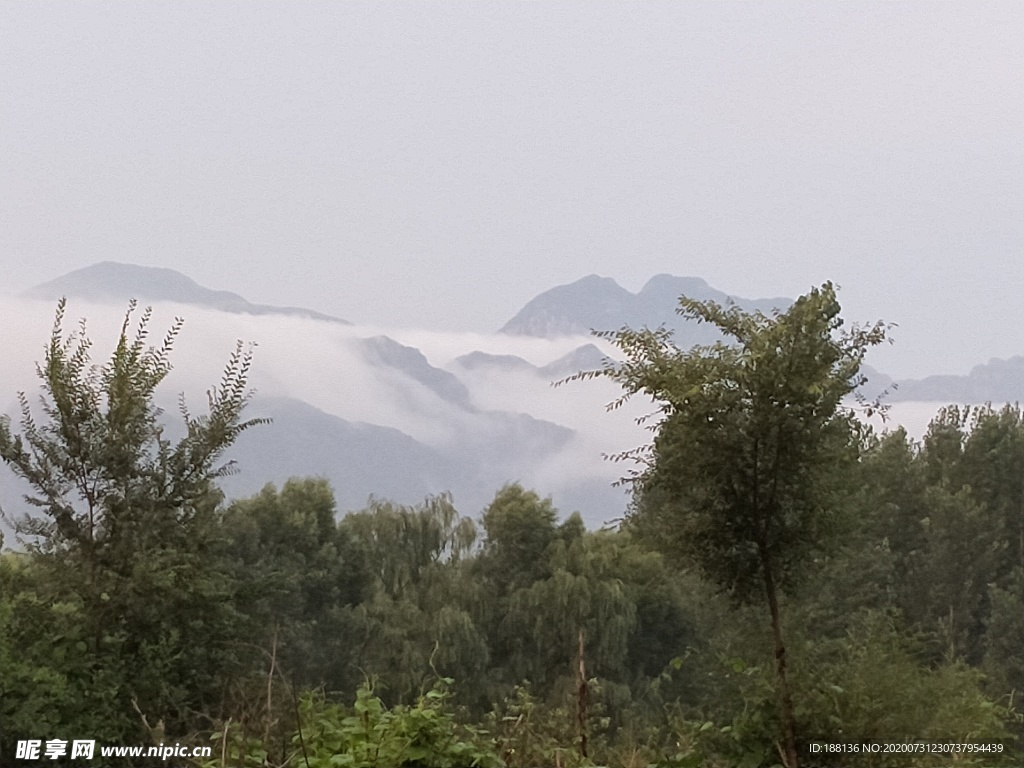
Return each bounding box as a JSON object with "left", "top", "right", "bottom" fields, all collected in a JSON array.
[
  {"left": 0, "top": 299, "right": 264, "bottom": 743},
  {"left": 857, "top": 406, "right": 1023, "bottom": 668},
  {"left": 337, "top": 494, "right": 488, "bottom": 704},
  {"left": 920, "top": 404, "right": 1024, "bottom": 587},
  {"left": 478, "top": 484, "right": 565, "bottom": 592},
  {"left": 342, "top": 493, "right": 477, "bottom": 601},
  {"left": 582, "top": 283, "right": 888, "bottom": 767},
  {"left": 475, "top": 485, "right": 581, "bottom": 690},
  {"left": 220, "top": 477, "right": 370, "bottom": 696}
]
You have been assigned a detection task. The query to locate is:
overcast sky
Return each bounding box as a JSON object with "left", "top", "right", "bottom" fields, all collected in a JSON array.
[{"left": 2, "top": 2, "right": 1021, "bottom": 378}]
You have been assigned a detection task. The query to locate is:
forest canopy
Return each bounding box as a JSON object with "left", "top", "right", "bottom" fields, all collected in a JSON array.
[{"left": 1, "top": 293, "right": 1021, "bottom": 768}]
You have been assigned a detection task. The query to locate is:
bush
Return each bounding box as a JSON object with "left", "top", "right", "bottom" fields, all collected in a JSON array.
[{"left": 205, "top": 680, "right": 502, "bottom": 768}]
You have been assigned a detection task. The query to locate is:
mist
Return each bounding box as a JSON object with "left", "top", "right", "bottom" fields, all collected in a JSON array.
[{"left": 0, "top": 295, "right": 1008, "bottom": 531}]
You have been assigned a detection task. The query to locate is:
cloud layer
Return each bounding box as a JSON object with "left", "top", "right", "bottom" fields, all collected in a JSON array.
[{"left": 0, "top": 296, "right": 1007, "bottom": 533}]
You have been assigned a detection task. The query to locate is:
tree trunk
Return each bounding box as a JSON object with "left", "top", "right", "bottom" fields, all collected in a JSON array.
[
  {"left": 760, "top": 544, "right": 799, "bottom": 768},
  {"left": 577, "top": 629, "right": 588, "bottom": 759}
]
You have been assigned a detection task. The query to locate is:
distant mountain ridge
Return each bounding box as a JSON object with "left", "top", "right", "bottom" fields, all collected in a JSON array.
[
  {"left": 863, "top": 357, "right": 1024, "bottom": 404},
  {"left": 359, "top": 336, "right": 473, "bottom": 409},
  {"left": 500, "top": 273, "right": 792, "bottom": 342},
  {"left": 453, "top": 344, "right": 609, "bottom": 381},
  {"left": 26, "top": 261, "right": 350, "bottom": 324},
  {"left": 6, "top": 263, "right": 1018, "bottom": 528},
  {"left": 216, "top": 395, "right": 572, "bottom": 513},
  {"left": 500, "top": 274, "right": 1022, "bottom": 404}
]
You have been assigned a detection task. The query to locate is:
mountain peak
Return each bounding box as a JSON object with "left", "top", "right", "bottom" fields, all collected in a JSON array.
[
  {"left": 639, "top": 273, "right": 710, "bottom": 294},
  {"left": 26, "top": 261, "right": 350, "bottom": 324},
  {"left": 575, "top": 273, "right": 621, "bottom": 287},
  {"left": 28, "top": 261, "right": 209, "bottom": 302},
  {"left": 499, "top": 275, "right": 633, "bottom": 337},
  {"left": 500, "top": 273, "right": 792, "bottom": 342}
]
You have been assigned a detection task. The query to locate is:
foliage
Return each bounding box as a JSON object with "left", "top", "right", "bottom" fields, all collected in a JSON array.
[
  {"left": 484, "top": 682, "right": 609, "bottom": 768},
  {"left": 599, "top": 284, "right": 888, "bottom": 597},
  {"left": 343, "top": 494, "right": 478, "bottom": 601},
  {"left": 983, "top": 568, "right": 1024, "bottom": 707},
  {"left": 854, "top": 406, "right": 1024, "bottom": 675},
  {"left": 578, "top": 283, "right": 889, "bottom": 766},
  {"left": 0, "top": 300, "right": 264, "bottom": 745},
  {"left": 795, "top": 611, "right": 1012, "bottom": 760},
  {"left": 204, "top": 681, "right": 502, "bottom": 768},
  {"left": 478, "top": 484, "right": 562, "bottom": 591},
  {"left": 220, "top": 478, "right": 371, "bottom": 692},
  {"left": 1, "top": 300, "right": 263, "bottom": 552},
  {"left": 336, "top": 494, "right": 489, "bottom": 704},
  {"left": 1, "top": 298, "right": 1022, "bottom": 767}
]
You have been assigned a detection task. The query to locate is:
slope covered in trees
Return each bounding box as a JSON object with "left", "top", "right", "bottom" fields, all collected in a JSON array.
[{"left": 0, "top": 295, "right": 1021, "bottom": 767}]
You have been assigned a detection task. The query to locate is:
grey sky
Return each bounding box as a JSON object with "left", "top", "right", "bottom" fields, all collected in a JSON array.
[{"left": 2, "top": 2, "right": 1021, "bottom": 378}]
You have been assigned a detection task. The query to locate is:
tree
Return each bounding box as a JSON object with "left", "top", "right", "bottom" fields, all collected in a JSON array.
[
  {"left": 475, "top": 485, "right": 581, "bottom": 690},
  {"left": 341, "top": 493, "right": 477, "bottom": 601},
  {"left": 220, "top": 478, "right": 370, "bottom": 694},
  {"left": 336, "top": 494, "right": 489, "bottom": 704},
  {"left": 579, "top": 283, "right": 888, "bottom": 767},
  {"left": 0, "top": 299, "right": 265, "bottom": 741},
  {"left": 920, "top": 405, "right": 1024, "bottom": 592},
  {"left": 503, "top": 531, "right": 637, "bottom": 691},
  {"left": 863, "top": 406, "right": 1023, "bottom": 667},
  {"left": 478, "top": 484, "right": 564, "bottom": 592}
]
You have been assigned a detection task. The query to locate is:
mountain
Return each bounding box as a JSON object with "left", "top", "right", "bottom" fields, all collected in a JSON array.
[
  {"left": 219, "top": 396, "right": 452, "bottom": 511},
  {"left": 454, "top": 351, "right": 538, "bottom": 374},
  {"left": 500, "top": 273, "right": 791, "bottom": 347},
  {"left": 8, "top": 264, "right": 1020, "bottom": 529},
  {"left": 858, "top": 358, "right": 1023, "bottom": 403},
  {"left": 452, "top": 344, "right": 609, "bottom": 381},
  {"left": 218, "top": 395, "right": 578, "bottom": 517},
  {"left": 855, "top": 365, "right": 896, "bottom": 402},
  {"left": 500, "top": 275, "right": 636, "bottom": 337},
  {"left": 359, "top": 336, "right": 473, "bottom": 408},
  {"left": 26, "top": 261, "right": 350, "bottom": 324},
  {"left": 890, "top": 356, "right": 1024, "bottom": 403},
  {"left": 539, "top": 344, "right": 609, "bottom": 379}
]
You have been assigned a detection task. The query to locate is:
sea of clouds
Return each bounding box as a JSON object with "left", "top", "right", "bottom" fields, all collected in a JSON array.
[{"left": 0, "top": 296, "right": 980, "bottom": 532}]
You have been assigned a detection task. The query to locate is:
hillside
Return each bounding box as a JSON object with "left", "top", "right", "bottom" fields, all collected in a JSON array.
[
  {"left": 27, "top": 261, "right": 350, "bottom": 324},
  {"left": 500, "top": 273, "right": 792, "bottom": 345}
]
